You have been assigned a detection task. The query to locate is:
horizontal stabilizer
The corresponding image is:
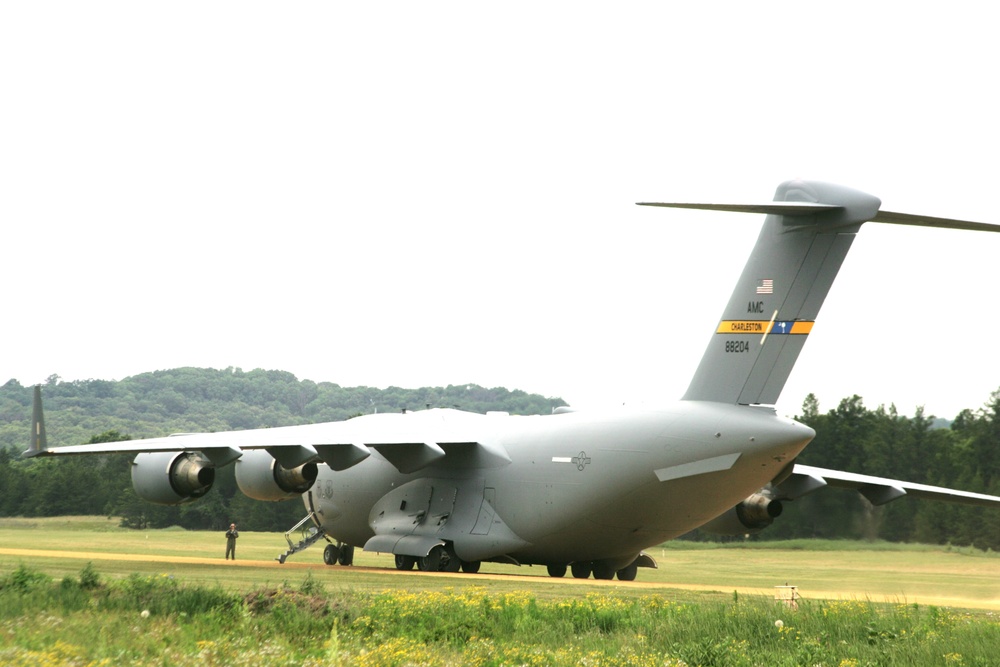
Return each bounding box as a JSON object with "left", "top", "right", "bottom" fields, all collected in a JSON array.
[
  {"left": 637, "top": 201, "right": 841, "bottom": 216},
  {"left": 638, "top": 199, "right": 1000, "bottom": 233},
  {"left": 870, "top": 210, "right": 1000, "bottom": 233}
]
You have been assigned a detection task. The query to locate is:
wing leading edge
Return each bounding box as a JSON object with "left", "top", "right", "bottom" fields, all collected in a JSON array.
[
  {"left": 778, "top": 464, "right": 1000, "bottom": 508},
  {"left": 23, "top": 387, "right": 510, "bottom": 475}
]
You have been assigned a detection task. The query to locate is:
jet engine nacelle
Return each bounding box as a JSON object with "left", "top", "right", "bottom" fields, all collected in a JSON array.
[
  {"left": 131, "top": 451, "right": 216, "bottom": 506},
  {"left": 235, "top": 449, "right": 318, "bottom": 501},
  {"left": 699, "top": 492, "right": 784, "bottom": 535}
]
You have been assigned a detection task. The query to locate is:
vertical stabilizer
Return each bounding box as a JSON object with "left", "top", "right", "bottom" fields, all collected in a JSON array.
[
  {"left": 643, "top": 180, "right": 882, "bottom": 405},
  {"left": 26, "top": 385, "right": 48, "bottom": 457}
]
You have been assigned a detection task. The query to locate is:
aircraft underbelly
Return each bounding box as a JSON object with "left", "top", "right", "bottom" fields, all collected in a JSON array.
[
  {"left": 498, "top": 406, "right": 812, "bottom": 563},
  {"left": 504, "top": 456, "right": 783, "bottom": 563},
  {"left": 596, "top": 449, "right": 795, "bottom": 531}
]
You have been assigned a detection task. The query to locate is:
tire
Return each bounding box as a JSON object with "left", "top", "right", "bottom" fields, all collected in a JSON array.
[
  {"left": 395, "top": 554, "right": 416, "bottom": 570},
  {"left": 616, "top": 563, "right": 638, "bottom": 581},
  {"left": 441, "top": 545, "right": 462, "bottom": 572},
  {"left": 547, "top": 564, "right": 567, "bottom": 578},
  {"left": 592, "top": 562, "right": 616, "bottom": 580},
  {"left": 419, "top": 545, "right": 444, "bottom": 571},
  {"left": 570, "top": 562, "right": 592, "bottom": 579},
  {"left": 461, "top": 560, "right": 481, "bottom": 574},
  {"left": 337, "top": 545, "right": 355, "bottom": 566},
  {"left": 323, "top": 543, "right": 340, "bottom": 566}
]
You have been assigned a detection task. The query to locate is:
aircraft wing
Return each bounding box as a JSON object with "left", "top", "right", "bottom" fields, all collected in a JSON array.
[
  {"left": 777, "top": 464, "right": 1000, "bottom": 508},
  {"left": 25, "top": 424, "right": 353, "bottom": 468},
  {"left": 24, "top": 392, "right": 510, "bottom": 474}
]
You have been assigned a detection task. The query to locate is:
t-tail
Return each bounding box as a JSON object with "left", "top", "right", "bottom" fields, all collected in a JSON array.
[{"left": 640, "top": 180, "right": 1000, "bottom": 406}]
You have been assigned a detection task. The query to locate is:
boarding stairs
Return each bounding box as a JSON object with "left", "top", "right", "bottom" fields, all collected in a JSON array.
[{"left": 276, "top": 511, "right": 327, "bottom": 563}]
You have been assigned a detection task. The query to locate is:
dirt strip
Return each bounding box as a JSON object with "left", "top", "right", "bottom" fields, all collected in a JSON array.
[{"left": 3, "top": 547, "right": 998, "bottom": 611}]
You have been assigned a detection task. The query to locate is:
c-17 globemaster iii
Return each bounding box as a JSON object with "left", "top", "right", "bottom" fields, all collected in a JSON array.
[{"left": 25, "top": 180, "right": 1000, "bottom": 580}]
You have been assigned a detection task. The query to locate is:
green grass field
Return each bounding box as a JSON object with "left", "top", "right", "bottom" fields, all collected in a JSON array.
[
  {"left": 3, "top": 517, "right": 1000, "bottom": 666},
  {"left": 2, "top": 516, "right": 998, "bottom": 608}
]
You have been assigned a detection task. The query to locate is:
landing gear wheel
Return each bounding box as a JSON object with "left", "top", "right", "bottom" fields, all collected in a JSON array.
[
  {"left": 460, "top": 560, "right": 481, "bottom": 574},
  {"left": 323, "top": 543, "right": 340, "bottom": 566},
  {"left": 418, "top": 545, "right": 444, "bottom": 571},
  {"left": 337, "top": 544, "right": 354, "bottom": 566},
  {"left": 547, "top": 564, "right": 567, "bottom": 578},
  {"left": 570, "top": 562, "right": 592, "bottom": 579},
  {"left": 395, "top": 554, "right": 416, "bottom": 570},
  {"left": 592, "top": 562, "right": 616, "bottom": 580},
  {"left": 616, "top": 563, "right": 638, "bottom": 581},
  {"left": 417, "top": 545, "right": 464, "bottom": 572},
  {"left": 441, "top": 545, "right": 462, "bottom": 572}
]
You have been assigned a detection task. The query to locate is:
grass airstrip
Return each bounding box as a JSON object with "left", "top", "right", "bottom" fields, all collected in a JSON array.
[{"left": 2, "top": 516, "right": 999, "bottom": 665}]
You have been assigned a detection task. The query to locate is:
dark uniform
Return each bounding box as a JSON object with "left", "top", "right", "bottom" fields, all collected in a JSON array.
[{"left": 225, "top": 524, "right": 238, "bottom": 560}]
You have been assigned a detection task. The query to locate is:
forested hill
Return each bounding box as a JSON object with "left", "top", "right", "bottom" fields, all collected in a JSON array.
[
  {"left": 0, "top": 367, "right": 567, "bottom": 451},
  {"left": 0, "top": 369, "right": 566, "bottom": 532},
  {"left": 3, "top": 370, "right": 1000, "bottom": 549}
]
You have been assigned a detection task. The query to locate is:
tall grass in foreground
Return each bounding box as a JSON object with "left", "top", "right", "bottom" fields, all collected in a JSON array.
[{"left": 2, "top": 564, "right": 998, "bottom": 666}]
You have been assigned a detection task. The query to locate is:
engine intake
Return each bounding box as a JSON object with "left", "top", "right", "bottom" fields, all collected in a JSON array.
[
  {"left": 236, "top": 449, "right": 318, "bottom": 501},
  {"left": 131, "top": 451, "right": 215, "bottom": 505}
]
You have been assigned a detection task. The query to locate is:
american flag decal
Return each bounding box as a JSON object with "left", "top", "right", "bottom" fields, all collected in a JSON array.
[{"left": 756, "top": 279, "right": 773, "bottom": 294}]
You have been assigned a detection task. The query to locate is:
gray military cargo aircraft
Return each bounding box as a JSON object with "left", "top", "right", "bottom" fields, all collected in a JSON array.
[{"left": 25, "top": 180, "right": 1000, "bottom": 580}]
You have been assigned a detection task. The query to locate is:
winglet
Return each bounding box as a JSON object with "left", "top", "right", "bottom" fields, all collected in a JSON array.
[{"left": 24, "top": 385, "right": 48, "bottom": 458}]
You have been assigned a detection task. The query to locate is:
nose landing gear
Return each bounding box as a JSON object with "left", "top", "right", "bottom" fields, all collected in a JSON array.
[{"left": 323, "top": 542, "right": 355, "bottom": 566}]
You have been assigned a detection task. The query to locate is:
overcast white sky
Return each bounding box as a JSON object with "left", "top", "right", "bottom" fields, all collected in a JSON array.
[{"left": 2, "top": 3, "right": 997, "bottom": 420}]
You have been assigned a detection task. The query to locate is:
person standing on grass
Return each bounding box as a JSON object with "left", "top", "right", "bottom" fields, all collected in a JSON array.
[{"left": 225, "top": 523, "right": 239, "bottom": 560}]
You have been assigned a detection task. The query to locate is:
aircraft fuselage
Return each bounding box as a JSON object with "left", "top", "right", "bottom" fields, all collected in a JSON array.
[{"left": 306, "top": 403, "right": 814, "bottom": 568}]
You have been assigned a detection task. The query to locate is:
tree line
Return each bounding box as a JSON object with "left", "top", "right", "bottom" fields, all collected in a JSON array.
[
  {"left": 0, "top": 367, "right": 565, "bottom": 451},
  {"left": 751, "top": 391, "right": 1000, "bottom": 550},
  {"left": 2, "top": 368, "right": 999, "bottom": 548}
]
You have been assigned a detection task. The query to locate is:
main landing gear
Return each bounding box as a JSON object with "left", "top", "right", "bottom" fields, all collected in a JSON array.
[
  {"left": 551, "top": 560, "right": 639, "bottom": 581},
  {"left": 393, "top": 544, "right": 482, "bottom": 573}
]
